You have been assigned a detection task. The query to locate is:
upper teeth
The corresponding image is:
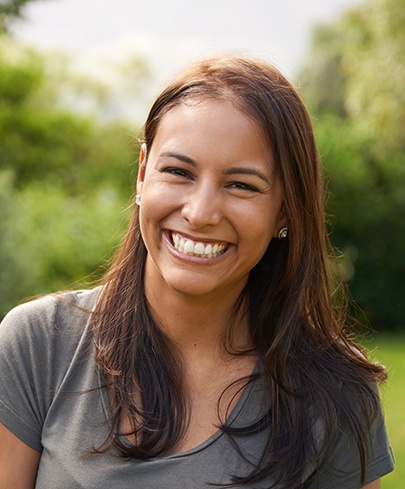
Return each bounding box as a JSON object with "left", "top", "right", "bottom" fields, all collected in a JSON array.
[{"left": 172, "top": 232, "right": 227, "bottom": 257}]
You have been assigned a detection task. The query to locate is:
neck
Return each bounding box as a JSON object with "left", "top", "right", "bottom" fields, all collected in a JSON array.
[{"left": 144, "top": 277, "right": 251, "bottom": 360}]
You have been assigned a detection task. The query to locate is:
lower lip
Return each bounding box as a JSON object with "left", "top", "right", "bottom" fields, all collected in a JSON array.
[{"left": 162, "top": 231, "right": 232, "bottom": 264}]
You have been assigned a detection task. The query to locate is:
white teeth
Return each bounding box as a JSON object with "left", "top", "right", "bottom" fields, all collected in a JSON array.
[
  {"left": 171, "top": 232, "right": 227, "bottom": 258},
  {"left": 194, "top": 242, "right": 205, "bottom": 255},
  {"left": 184, "top": 240, "right": 195, "bottom": 253}
]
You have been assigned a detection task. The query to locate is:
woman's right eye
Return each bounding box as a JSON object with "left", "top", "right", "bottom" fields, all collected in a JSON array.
[{"left": 162, "top": 167, "right": 191, "bottom": 178}]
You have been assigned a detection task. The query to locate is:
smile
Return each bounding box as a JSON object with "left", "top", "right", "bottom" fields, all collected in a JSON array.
[{"left": 171, "top": 232, "right": 228, "bottom": 258}]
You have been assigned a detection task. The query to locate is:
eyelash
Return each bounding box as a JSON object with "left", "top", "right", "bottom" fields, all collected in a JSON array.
[
  {"left": 162, "top": 167, "right": 259, "bottom": 192},
  {"left": 162, "top": 167, "right": 192, "bottom": 178},
  {"left": 227, "top": 182, "right": 259, "bottom": 192}
]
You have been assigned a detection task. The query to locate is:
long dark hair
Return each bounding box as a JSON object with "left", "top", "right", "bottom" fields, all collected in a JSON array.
[{"left": 91, "top": 56, "right": 386, "bottom": 487}]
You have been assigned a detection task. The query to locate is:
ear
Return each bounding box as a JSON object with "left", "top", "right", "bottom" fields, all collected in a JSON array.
[
  {"left": 273, "top": 204, "right": 288, "bottom": 238},
  {"left": 136, "top": 143, "right": 147, "bottom": 195}
]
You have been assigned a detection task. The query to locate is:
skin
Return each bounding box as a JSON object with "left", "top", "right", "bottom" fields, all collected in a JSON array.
[
  {"left": 0, "top": 422, "right": 40, "bottom": 488},
  {"left": 0, "top": 98, "right": 384, "bottom": 487},
  {"left": 0, "top": 421, "right": 382, "bottom": 488},
  {"left": 136, "top": 99, "right": 289, "bottom": 450},
  {"left": 363, "top": 482, "right": 381, "bottom": 489},
  {"left": 137, "top": 100, "right": 286, "bottom": 336}
]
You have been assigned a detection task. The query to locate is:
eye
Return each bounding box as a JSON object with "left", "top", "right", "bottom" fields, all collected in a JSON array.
[
  {"left": 227, "top": 181, "right": 259, "bottom": 192},
  {"left": 162, "top": 167, "right": 192, "bottom": 179}
]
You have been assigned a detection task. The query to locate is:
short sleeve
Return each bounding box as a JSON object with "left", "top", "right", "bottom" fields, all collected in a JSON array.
[
  {"left": 0, "top": 289, "right": 100, "bottom": 452},
  {"left": 0, "top": 297, "right": 66, "bottom": 451},
  {"left": 305, "top": 385, "right": 395, "bottom": 488}
]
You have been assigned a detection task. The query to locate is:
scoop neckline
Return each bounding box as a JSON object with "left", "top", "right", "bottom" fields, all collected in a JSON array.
[{"left": 97, "top": 361, "right": 261, "bottom": 460}]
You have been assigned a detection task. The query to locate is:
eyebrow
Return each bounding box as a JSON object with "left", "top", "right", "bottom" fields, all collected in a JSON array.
[
  {"left": 222, "top": 167, "right": 271, "bottom": 185},
  {"left": 160, "top": 151, "right": 271, "bottom": 184},
  {"left": 160, "top": 151, "right": 197, "bottom": 167}
]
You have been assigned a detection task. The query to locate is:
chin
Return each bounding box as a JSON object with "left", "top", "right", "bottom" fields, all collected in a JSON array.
[{"left": 165, "top": 277, "right": 218, "bottom": 298}]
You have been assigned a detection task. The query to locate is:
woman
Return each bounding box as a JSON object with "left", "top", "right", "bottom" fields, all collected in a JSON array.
[{"left": 0, "top": 56, "right": 394, "bottom": 488}]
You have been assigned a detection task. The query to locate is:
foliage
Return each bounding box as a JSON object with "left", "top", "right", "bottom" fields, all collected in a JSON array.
[
  {"left": 0, "top": 39, "right": 137, "bottom": 318},
  {"left": 0, "top": 0, "right": 42, "bottom": 33},
  {"left": 0, "top": 171, "right": 131, "bottom": 315},
  {"left": 300, "top": 0, "right": 405, "bottom": 330},
  {"left": 367, "top": 334, "right": 405, "bottom": 487},
  {"left": 1, "top": 0, "right": 404, "bottom": 331}
]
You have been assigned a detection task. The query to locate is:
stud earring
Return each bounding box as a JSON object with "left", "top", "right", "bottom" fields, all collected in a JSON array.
[
  {"left": 135, "top": 194, "right": 141, "bottom": 206},
  {"left": 277, "top": 227, "right": 288, "bottom": 239}
]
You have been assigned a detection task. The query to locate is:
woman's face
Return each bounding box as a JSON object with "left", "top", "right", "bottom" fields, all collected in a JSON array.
[{"left": 137, "top": 99, "right": 286, "bottom": 301}]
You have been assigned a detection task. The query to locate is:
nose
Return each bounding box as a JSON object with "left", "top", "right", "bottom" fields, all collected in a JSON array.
[{"left": 181, "top": 182, "right": 222, "bottom": 229}]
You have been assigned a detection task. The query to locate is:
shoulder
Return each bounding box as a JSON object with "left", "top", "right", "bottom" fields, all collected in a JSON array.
[
  {"left": 0, "top": 287, "right": 102, "bottom": 451},
  {"left": 0, "top": 287, "right": 102, "bottom": 351},
  {"left": 1, "top": 287, "right": 102, "bottom": 330}
]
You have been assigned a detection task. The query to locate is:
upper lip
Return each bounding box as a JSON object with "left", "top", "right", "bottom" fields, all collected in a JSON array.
[{"left": 167, "top": 229, "right": 230, "bottom": 245}]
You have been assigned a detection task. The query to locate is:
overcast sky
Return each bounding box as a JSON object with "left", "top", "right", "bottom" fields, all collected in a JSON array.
[{"left": 11, "top": 0, "right": 363, "bottom": 120}]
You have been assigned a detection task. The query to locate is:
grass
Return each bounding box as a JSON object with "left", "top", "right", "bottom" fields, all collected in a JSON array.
[{"left": 366, "top": 334, "right": 405, "bottom": 489}]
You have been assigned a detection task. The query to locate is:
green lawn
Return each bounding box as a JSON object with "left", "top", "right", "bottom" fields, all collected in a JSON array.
[{"left": 367, "top": 334, "right": 405, "bottom": 489}]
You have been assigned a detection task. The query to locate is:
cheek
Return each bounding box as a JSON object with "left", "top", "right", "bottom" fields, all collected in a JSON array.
[
  {"left": 237, "top": 203, "right": 280, "bottom": 240},
  {"left": 246, "top": 211, "right": 280, "bottom": 261},
  {"left": 255, "top": 228, "right": 274, "bottom": 258},
  {"left": 141, "top": 185, "right": 169, "bottom": 218},
  {"left": 143, "top": 179, "right": 183, "bottom": 210},
  {"left": 138, "top": 187, "right": 180, "bottom": 246}
]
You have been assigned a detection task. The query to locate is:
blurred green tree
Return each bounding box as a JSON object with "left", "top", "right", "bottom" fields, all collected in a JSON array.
[
  {"left": 0, "top": 0, "right": 42, "bottom": 33},
  {"left": 300, "top": 0, "right": 405, "bottom": 330},
  {"left": 0, "top": 39, "right": 138, "bottom": 318}
]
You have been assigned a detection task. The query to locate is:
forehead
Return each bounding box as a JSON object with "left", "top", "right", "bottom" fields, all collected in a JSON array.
[
  {"left": 152, "top": 99, "right": 271, "bottom": 155},
  {"left": 145, "top": 99, "right": 276, "bottom": 180}
]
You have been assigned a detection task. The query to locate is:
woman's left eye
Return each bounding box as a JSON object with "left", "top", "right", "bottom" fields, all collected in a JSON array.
[{"left": 227, "top": 182, "right": 259, "bottom": 192}]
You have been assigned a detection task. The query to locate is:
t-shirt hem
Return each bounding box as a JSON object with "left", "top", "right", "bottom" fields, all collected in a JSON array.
[
  {"left": 0, "top": 399, "right": 43, "bottom": 452},
  {"left": 315, "top": 452, "right": 395, "bottom": 489}
]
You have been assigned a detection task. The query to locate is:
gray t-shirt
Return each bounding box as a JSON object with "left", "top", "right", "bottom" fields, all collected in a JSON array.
[{"left": 0, "top": 289, "right": 394, "bottom": 488}]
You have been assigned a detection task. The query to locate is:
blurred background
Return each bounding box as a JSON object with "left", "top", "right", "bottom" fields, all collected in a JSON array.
[{"left": 0, "top": 0, "right": 404, "bottom": 485}]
